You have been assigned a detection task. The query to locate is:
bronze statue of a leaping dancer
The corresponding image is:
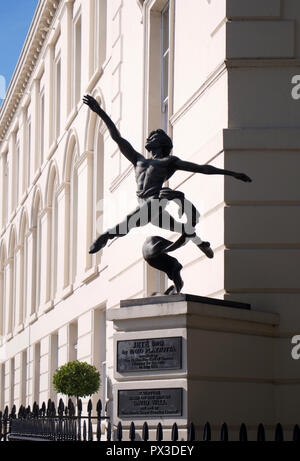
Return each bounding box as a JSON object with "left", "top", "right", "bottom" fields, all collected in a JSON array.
[{"left": 83, "top": 94, "right": 252, "bottom": 294}]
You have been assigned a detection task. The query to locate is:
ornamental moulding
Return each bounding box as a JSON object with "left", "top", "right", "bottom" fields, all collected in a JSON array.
[{"left": 0, "top": 0, "right": 62, "bottom": 143}]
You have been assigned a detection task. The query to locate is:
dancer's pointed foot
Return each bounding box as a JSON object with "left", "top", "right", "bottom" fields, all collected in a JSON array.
[
  {"left": 89, "top": 232, "right": 110, "bottom": 254},
  {"left": 198, "top": 241, "right": 214, "bottom": 259},
  {"left": 164, "top": 285, "right": 176, "bottom": 295}
]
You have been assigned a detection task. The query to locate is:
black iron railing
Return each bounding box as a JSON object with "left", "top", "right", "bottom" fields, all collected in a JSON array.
[
  {"left": 0, "top": 399, "right": 299, "bottom": 441},
  {"left": 0, "top": 398, "right": 109, "bottom": 442}
]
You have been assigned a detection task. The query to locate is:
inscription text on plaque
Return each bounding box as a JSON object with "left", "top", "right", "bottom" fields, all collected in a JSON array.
[{"left": 117, "top": 337, "right": 182, "bottom": 372}]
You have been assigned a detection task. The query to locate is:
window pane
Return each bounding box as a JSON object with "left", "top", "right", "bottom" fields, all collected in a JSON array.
[
  {"left": 40, "top": 93, "right": 44, "bottom": 165},
  {"left": 162, "top": 52, "right": 169, "bottom": 102},
  {"left": 56, "top": 60, "right": 61, "bottom": 138},
  {"left": 75, "top": 18, "right": 82, "bottom": 105},
  {"left": 162, "top": 6, "right": 169, "bottom": 55}
]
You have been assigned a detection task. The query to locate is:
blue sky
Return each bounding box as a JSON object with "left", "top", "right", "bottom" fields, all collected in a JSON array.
[{"left": 0, "top": 0, "right": 39, "bottom": 103}]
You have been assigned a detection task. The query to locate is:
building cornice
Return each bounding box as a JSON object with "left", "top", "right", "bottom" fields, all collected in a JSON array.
[{"left": 0, "top": 0, "right": 62, "bottom": 143}]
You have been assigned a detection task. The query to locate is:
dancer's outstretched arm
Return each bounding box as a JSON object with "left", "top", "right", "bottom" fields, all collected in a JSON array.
[
  {"left": 83, "top": 95, "right": 141, "bottom": 166},
  {"left": 173, "top": 157, "right": 252, "bottom": 182}
]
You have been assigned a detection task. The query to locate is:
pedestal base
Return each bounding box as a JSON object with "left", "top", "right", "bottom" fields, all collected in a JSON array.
[{"left": 107, "top": 294, "right": 279, "bottom": 440}]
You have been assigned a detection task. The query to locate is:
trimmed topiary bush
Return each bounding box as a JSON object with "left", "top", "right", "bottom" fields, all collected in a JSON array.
[{"left": 53, "top": 361, "right": 100, "bottom": 405}]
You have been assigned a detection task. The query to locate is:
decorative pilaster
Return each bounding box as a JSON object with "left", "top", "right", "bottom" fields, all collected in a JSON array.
[
  {"left": 75, "top": 151, "right": 93, "bottom": 283},
  {"left": 39, "top": 207, "right": 52, "bottom": 313},
  {"left": 19, "top": 108, "right": 27, "bottom": 199},
  {"left": 60, "top": 0, "right": 74, "bottom": 124},
  {"left": 25, "top": 227, "right": 35, "bottom": 323},
  {"left": 31, "top": 79, "right": 40, "bottom": 175},
  {"left": 4, "top": 257, "right": 13, "bottom": 339},
  {"left": 44, "top": 44, "right": 54, "bottom": 153},
  {"left": 14, "top": 245, "right": 24, "bottom": 333},
  {"left": 8, "top": 134, "right": 16, "bottom": 217},
  {"left": 56, "top": 182, "right": 71, "bottom": 299}
]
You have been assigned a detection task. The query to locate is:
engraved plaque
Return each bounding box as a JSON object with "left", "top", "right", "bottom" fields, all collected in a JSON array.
[
  {"left": 118, "top": 388, "right": 183, "bottom": 418},
  {"left": 117, "top": 337, "right": 182, "bottom": 372}
]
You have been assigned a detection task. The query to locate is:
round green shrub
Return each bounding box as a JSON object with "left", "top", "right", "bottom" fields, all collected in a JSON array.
[{"left": 53, "top": 361, "right": 100, "bottom": 399}]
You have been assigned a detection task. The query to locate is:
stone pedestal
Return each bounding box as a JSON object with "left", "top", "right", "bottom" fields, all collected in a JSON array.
[{"left": 107, "top": 294, "right": 279, "bottom": 440}]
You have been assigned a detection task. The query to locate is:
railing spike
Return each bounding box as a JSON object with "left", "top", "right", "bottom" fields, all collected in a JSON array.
[
  {"left": 221, "top": 422, "right": 228, "bottom": 441},
  {"left": 257, "top": 423, "right": 265, "bottom": 441},
  {"left": 117, "top": 421, "right": 123, "bottom": 441},
  {"left": 171, "top": 422, "right": 178, "bottom": 441},
  {"left": 275, "top": 423, "right": 284, "bottom": 442},
  {"left": 293, "top": 424, "right": 300, "bottom": 441},
  {"left": 239, "top": 423, "right": 248, "bottom": 441},
  {"left": 156, "top": 422, "right": 163, "bottom": 442},
  {"left": 77, "top": 399, "right": 82, "bottom": 414},
  {"left": 96, "top": 399, "right": 102, "bottom": 416},
  {"left": 130, "top": 422, "right": 136, "bottom": 441},
  {"left": 188, "top": 422, "right": 195, "bottom": 441},
  {"left": 87, "top": 399, "right": 93, "bottom": 414},
  {"left": 203, "top": 422, "right": 211, "bottom": 441},
  {"left": 142, "top": 422, "right": 149, "bottom": 441}
]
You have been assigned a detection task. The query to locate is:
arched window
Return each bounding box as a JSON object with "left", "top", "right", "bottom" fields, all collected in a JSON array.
[
  {"left": 19, "top": 213, "right": 28, "bottom": 327},
  {"left": 93, "top": 0, "right": 107, "bottom": 72},
  {"left": 0, "top": 243, "right": 6, "bottom": 343},
  {"left": 7, "top": 228, "right": 16, "bottom": 335},
  {"left": 46, "top": 169, "right": 58, "bottom": 303},
  {"left": 85, "top": 92, "right": 105, "bottom": 268},
  {"left": 50, "top": 176, "right": 58, "bottom": 301},
  {"left": 32, "top": 191, "right": 42, "bottom": 315},
  {"left": 73, "top": 12, "right": 82, "bottom": 107},
  {"left": 93, "top": 122, "right": 104, "bottom": 266},
  {"left": 69, "top": 147, "right": 78, "bottom": 285}
]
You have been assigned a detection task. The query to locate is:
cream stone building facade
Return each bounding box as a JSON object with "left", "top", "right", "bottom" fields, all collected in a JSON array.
[{"left": 0, "top": 0, "right": 300, "bottom": 435}]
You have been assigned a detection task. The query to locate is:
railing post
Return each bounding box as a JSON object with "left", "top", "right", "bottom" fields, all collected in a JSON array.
[
  {"left": 257, "top": 423, "right": 265, "bottom": 442},
  {"left": 220, "top": 423, "right": 228, "bottom": 441},
  {"left": 77, "top": 398, "right": 82, "bottom": 441},
  {"left": 130, "top": 422, "right": 136, "bottom": 441},
  {"left": 88, "top": 399, "right": 93, "bottom": 441},
  {"left": 275, "top": 423, "right": 284, "bottom": 442},
  {"left": 188, "top": 422, "right": 196, "bottom": 442},
  {"left": 293, "top": 424, "right": 300, "bottom": 441},
  {"left": 106, "top": 421, "right": 112, "bottom": 441},
  {"left": 3, "top": 406, "right": 9, "bottom": 442},
  {"left": 239, "top": 423, "right": 248, "bottom": 441},
  {"left": 171, "top": 422, "right": 178, "bottom": 441},
  {"left": 142, "top": 422, "right": 149, "bottom": 442},
  {"left": 117, "top": 421, "right": 123, "bottom": 441},
  {"left": 96, "top": 399, "right": 102, "bottom": 442},
  {"left": 203, "top": 422, "right": 211, "bottom": 441},
  {"left": 156, "top": 422, "right": 163, "bottom": 442}
]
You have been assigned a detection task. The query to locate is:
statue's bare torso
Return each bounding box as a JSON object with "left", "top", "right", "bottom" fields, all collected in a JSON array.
[{"left": 135, "top": 154, "right": 177, "bottom": 198}]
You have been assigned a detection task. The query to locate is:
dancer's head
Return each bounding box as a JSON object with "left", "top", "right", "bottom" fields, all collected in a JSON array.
[{"left": 145, "top": 129, "right": 173, "bottom": 157}]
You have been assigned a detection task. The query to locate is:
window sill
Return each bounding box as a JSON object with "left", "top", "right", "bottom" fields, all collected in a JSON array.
[
  {"left": 14, "top": 323, "right": 24, "bottom": 335},
  {"left": 62, "top": 284, "right": 73, "bottom": 300},
  {"left": 29, "top": 312, "right": 38, "bottom": 325},
  {"left": 5, "top": 333, "right": 13, "bottom": 343},
  {"left": 44, "top": 300, "right": 54, "bottom": 314},
  {"left": 82, "top": 265, "right": 99, "bottom": 284}
]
